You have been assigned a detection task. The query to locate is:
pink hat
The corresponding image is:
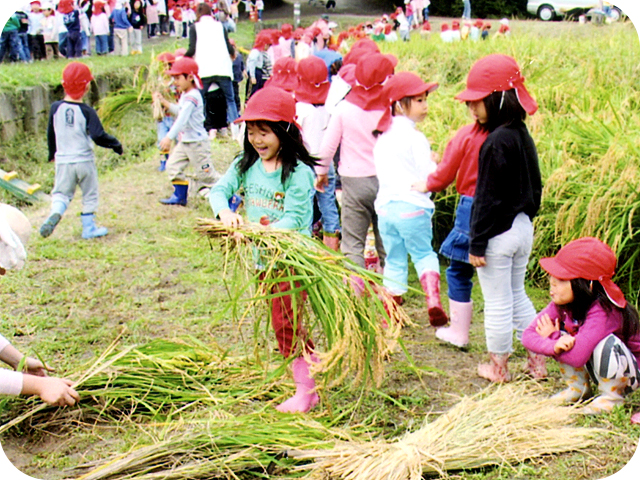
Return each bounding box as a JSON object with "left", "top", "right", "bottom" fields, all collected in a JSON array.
[
  {"left": 265, "top": 57, "right": 299, "bottom": 93},
  {"left": 295, "top": 56, "right": 329, "bottom": 105},
  {"left": 62, "top": 62, "right": 94, "bottom": 100},
  {"left": 157, "top": 52, "right": 176, "bottom": 64},
  {"left": 540, "top": 237, "right": 626, "bottom": 308},
  {"left": 235, "top": 87, "right": 298, "bottom": 126},
  {"left": 455, "top": 54, "right": 538, "bottom": 115},
  {"left": 376, "top": 72, "right": 438, "bottom": 132}
]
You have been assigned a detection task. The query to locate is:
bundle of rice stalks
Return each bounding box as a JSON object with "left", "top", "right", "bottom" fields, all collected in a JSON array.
[
  {"left": 97, "top": 54, "right": 170, "bottom": 126},
  {"left": 195, "top": 219, "right": 411, "bottom": 390},
  {"left": 0, "top": 338, "right": 287, "bottom": 433},
  {"left": 75, "top": 413, "right": 360, "bottom": 480},
  {"left": 295, "top": 383, "right": 607, "bottom": 480}
]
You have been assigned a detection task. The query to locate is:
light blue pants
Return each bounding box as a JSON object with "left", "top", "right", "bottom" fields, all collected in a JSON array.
[
  {"left": 51, "top": 161, "right": 100, "bottom": 214},
  {"left": 315, "top": 163, "right": 340, "bottom": 234},
  {"left": 476, "top": 212, "right": 536, "bottom": 354},
  {"left": 377, "top": 201, "right": 439, "bottom": 295},
  {"left": 463, "top": 0, "right": 472, "bottom": 19},
  {"left": 157, "top": 116, "right": 175, "bottom": 145}
]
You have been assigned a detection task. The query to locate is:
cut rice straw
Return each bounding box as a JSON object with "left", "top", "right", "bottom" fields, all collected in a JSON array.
[
  {"left": 195, "top": 219, "right": 411, "bottom": 390},
  {"left": 294, "top": 383, "right": 608, "bottom": 480}
]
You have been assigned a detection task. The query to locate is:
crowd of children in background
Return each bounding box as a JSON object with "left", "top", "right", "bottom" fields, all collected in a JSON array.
[{"left": 2, "top": 1, "right": 640, "bottom": 424}]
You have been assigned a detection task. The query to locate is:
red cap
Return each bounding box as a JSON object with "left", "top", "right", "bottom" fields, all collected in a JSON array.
[
  {"left": 295, "top": 56, "right": 329, "bottom": 105},
  {"left": 165, "top": 57, "right": 202, "bottom": 88},
  {"left": 235, "top": 87, "right": 298, "bottom": 126},
  {"left": 281, "top": 23, "right": 293, "bottom": 39},
  {"left": 62, "top": 62, "right": 94, "bottom": 100},
  {"left": 157, "top": 51, "right": 176, "bottom": 64},
  {"left": 57, "top": 0, "right": 73, "bottom": 13},
  {"left": 540, "top": 237, "right": 626, "bottom": 308},
  {"left": 441, "top": 23, "right": 449, "bottom": 32},
  {"left": 342, "top": 38, "right": 379, "bottom": 65},
  {"left": 265, "top": 57, "right": 299, "bottom": 93},
  {"left": 346, "top": 53, "right": 396, "bottom": 111},
  {"left": 376, "top": 72, "right": 438, "bottom": 132},
  {"left": 455, "top": 54, "right": 538, "bottom": 115},
  {"left": 337, "top": 63, "right": 357, "bottom": 87}
]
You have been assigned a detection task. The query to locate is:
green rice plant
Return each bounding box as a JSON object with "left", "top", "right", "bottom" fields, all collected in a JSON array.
[{"left": 195, "top": 220, "right": 411, "bottom": 391}]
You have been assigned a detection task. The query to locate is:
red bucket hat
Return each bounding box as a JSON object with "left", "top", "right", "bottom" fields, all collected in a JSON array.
[
  {"left": 295, "top": 56, "right": 329, "bottom": 105},
  {"left": 235, "top": 87, "right": 298, "bottom": 127},
  {"left": 376, "top": 71, "right": 438, "bottom": 133},
  {"left": 157, "top": 51, "right": 176, "bottom": 64},
  {"left": 62, "top": 62, "right": 94, "bottom": 100},
  {"left": 265, "top": 57, "right": 299, "bottom": 93},
  {"left": 346, "top": 53, "right": 396, "bottom": 111},
  {"left": 455, "top": 54, "right": 538, "bottom": 115},
  {"left": 165, "top": 57, "right": 202, "bottom": 88},
  {"left": 57, "top": 0, "right": 74, "bottom": 14},
  {"left": 540, "top": 237, "right": 626, "bottom": 308}
]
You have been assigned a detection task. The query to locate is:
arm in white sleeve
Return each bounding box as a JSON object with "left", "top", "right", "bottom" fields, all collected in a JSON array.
[{"left": 166, "top": 98, "right": 196, "bottom": 141}]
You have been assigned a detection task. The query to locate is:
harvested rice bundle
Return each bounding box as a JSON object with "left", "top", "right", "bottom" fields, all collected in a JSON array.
[
  {"left": 0, "top": 338, "right": 286, "bottom": 433},
  {"left": 195, "top": 219, "right": 410, "bottom": 390},
  {"left": 75, "top": 413, "right": 359, "bottom": 480},
  {"left": 295, "top": 383, "right": 607, "bottom": 479}
]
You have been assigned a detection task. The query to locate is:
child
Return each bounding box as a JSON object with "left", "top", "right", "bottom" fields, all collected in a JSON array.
[
  {"left": 42, "top": 2, "right": 60, "bottom": 60},
  {"left": 522, "top": 238, "right": 640, "bottom": 414},
  {"left": 373, "top": 71, "right": 446, "bottom": 326},
  {"left": 146, "top": 0, "right": 159, "bottom": 37},
  {"left": 294, "top": 55, "right": 340, "bottom": 250},
  {"left": 91, "top": 0, "right": 110, "bottom": 56},
  {"left": 111, "top": 0, "right": 133, "bottom": 56},
  {"left": 129, "top": 0, "right": 147, "bottom": 54},
  {"left": 1, "top": 204, "right": 80, "bottom": 407},
  {"left": 154, "top": 57, "right": 219, "bottom": 205},
  {"left": 459, "top": 54, "right": 542, "bottom": 382},
  {"left": 28, "top": 0, "right": 46, "bottom": 61},
  {"left": 230, "top": 39, "right": 245, "bottom": 114},
  {"left": 208, "top": 87, "right": 318, "bottom": 413},
  {"left": 40, "top": 62, "right": 123, "bottom": 240},
  {"left": 411, "top": 96, "right": 490, "bottom": 347},
  {"left": 317, "top": 53, "right": 395, "bottom": 270},
  {"left": 58, "top": 0, "right": 82, "bottom": 58},
  {"left": 246, "top": 32, "right": 271, "bottom": 98},
  {"left": 155, "top": 52, "right": 177, "bottom": 172}
]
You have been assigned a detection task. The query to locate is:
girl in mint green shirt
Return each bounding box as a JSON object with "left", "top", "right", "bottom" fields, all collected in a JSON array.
[{"left": 208, "top": 87, "right": 320, "bottom": 413}]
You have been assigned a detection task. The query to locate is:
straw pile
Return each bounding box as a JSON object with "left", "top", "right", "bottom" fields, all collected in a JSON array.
[
  {"left": 195, "top": 219, "right": 410, "bottom": 389},
  {"left": 294, "top": 384, "right": 607, "bottom": 480}
]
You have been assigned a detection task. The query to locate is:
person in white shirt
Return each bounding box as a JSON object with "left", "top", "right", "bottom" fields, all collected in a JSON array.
[
  {"left": 373, "top": 71, "right": 448, "bottom": 327},
  {"left": 0, "top": 204, "right": 80, "bottom": 407}
]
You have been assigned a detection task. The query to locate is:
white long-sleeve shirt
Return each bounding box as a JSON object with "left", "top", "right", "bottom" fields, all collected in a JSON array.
[
  {"left": 167, "top": 89, "right": 207, "bottom": 143},
  {"left": 373, "top": 115, "right": 436, "bottom": 211}
]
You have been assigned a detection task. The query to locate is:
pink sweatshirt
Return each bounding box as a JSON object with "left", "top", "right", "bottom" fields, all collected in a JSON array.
[
  {"left": 522, "top": 301, "right": 640, "bottom": 368},
  {"left": 317, "top": 100, "right": 384, "bottom": 178}
]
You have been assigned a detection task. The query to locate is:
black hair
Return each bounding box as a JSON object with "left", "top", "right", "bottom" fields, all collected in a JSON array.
[
  {"left": 372, "top": 94, "right": 426, "bottom": 138},
  {"left": 482, "top": 89, "right": 526, "bottom": 132},
  {"left": 238, "top": 120, "right": 317, "bottom": 185},
  {"left": 558, "top": 278, "right": 640, "bottom": 342}
]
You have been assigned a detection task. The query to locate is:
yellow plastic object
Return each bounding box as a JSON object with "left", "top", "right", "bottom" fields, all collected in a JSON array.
[{"left": 3, "top": 171, "right": 18, "bottom": 181}]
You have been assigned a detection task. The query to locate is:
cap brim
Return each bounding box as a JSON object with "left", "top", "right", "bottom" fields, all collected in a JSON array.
[
  {"left": 454, "top": 88, "right": 488, "bottom": 102},
  {"left": 539, "top": 257, "right": 574, "bottom": 280}
]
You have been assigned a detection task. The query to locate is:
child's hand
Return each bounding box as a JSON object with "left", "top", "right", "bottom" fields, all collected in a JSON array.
[
  {"left": 37, "top": 377, "right": 80, "bottom": 406},
  {"left": 219, "top": 209, "right": 244, "bottom": 228},
  {"left": 554, "top": 334, "right": 575, "bottom": 354},
  {"left": 315, "top": 174, "right": 329, "bottom": 193},
  {"left": 158, "top": 137, "right": 172, "bottom": 153},
  {"left": 535, "top": 313, "right": 560, "bottom": 338},
  {"left": 431, "top": 151, "right": 441, "bottom": 164},
  {"left": 410, "top": 180, "right": 428, "bottom": 193},
  {"left": 469, "top": 254, "right": 486, "bottom": 267},
  {"left": 24, "top": 357, "right": 54, "bottom": 377},
  {"left": 251, "top": 77, "right": 257, "bottom": 85}
]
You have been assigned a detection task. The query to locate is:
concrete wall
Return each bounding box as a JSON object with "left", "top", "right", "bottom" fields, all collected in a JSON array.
[{"left": 0, "top": 71, "right": 131, "bottom": 143}]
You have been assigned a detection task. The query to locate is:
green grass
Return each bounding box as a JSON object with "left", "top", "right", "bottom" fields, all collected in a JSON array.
[{"left": 0, "top": 15, "right": 639, "bottom": 480}]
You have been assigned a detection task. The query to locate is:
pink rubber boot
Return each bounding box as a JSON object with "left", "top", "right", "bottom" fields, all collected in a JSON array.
[
  {"left": 276, "top": 355, "right": 320, "bottom": 413},
  {"left": 478, "top": 352, "right": 511, "bottom": 383},
  {"left": 435, "top": 300, "right": 472, "bottom": 348},
  {"left": 419, "top": 271, "right": 449, "bottom": 327}
]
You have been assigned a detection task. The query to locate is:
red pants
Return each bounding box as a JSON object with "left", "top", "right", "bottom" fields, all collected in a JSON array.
[{"left": 270, "top": 281, "right": 314, "bottom": 358}]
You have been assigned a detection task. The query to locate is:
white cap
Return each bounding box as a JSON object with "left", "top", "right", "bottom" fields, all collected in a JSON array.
[
  {"left": 0, "top": 204, "right": 30, "bottom": 272},
  {"left": 500, "top": 18, "right": 510, "bottom": 26}
]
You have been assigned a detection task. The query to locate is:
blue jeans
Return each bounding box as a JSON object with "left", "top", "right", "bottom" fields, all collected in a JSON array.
[
  {"left": 157, "top": 116, "right": 175, "bottom": 145},
  {"left": 0, "top": 31, "right": 28, "bottom": 62},
  {"left": 447, "top": 260, "right": 474, "bottom": 302},
  {"left": 58, "top": 32, "right": 67, "bottom": 57},
  {"left": 95, "top": 35, "right": 109, "bottom": 55},
  {"left": 18, "top": 33, "right": 30, "bottom": 60},
  {"left": 81, "top": 31, "right": 89, "bottom": 54},
  {"left": 316, "top": 163, "right": 340, "bottom": 234},
  {"left": 377, "top": 201, "right": 438, "bottom": 295},
  {"left": 463, "top": 0, "right": 471, "bottom": 19},
  {"left": 476, "top": 212, "right": 536, "bottom": 354}
]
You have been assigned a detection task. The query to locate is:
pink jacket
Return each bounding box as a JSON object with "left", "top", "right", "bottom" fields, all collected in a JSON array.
[
  {"left": 317, "top": 100, "right": 384, "bottom": 178},
  {"left": 522, "top": 301, "right": 640, "bottom": 368}
]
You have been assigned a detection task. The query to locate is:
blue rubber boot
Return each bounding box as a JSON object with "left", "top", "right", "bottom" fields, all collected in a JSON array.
[
  {"left": 40, "top": 201, "right": 67, "bottom": 238},
  {"left": 81, "top": 213, "right": 108, "bottom": 239},
  {"left": 160, "top": 183, "right": 188, "bottom": 206},
  {"left": 158, "top": 155, "right": 167, "bottom": 172}
]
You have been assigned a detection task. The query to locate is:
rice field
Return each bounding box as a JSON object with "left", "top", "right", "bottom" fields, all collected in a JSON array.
[{"left": 0, "top": 14, "right": 639, "bottom": 480}]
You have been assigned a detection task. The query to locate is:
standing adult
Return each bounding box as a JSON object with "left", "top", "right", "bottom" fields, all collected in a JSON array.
[{"left": 184, "top": 2, "right": 239, "bottom": 135}]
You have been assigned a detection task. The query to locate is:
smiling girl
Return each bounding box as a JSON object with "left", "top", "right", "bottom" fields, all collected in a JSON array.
[
  {"left": 522, "top": 237, "right": 640, "bottom": 415},
  {"left": 208, "top": 87, "right": 319, "bottom": 413}
]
